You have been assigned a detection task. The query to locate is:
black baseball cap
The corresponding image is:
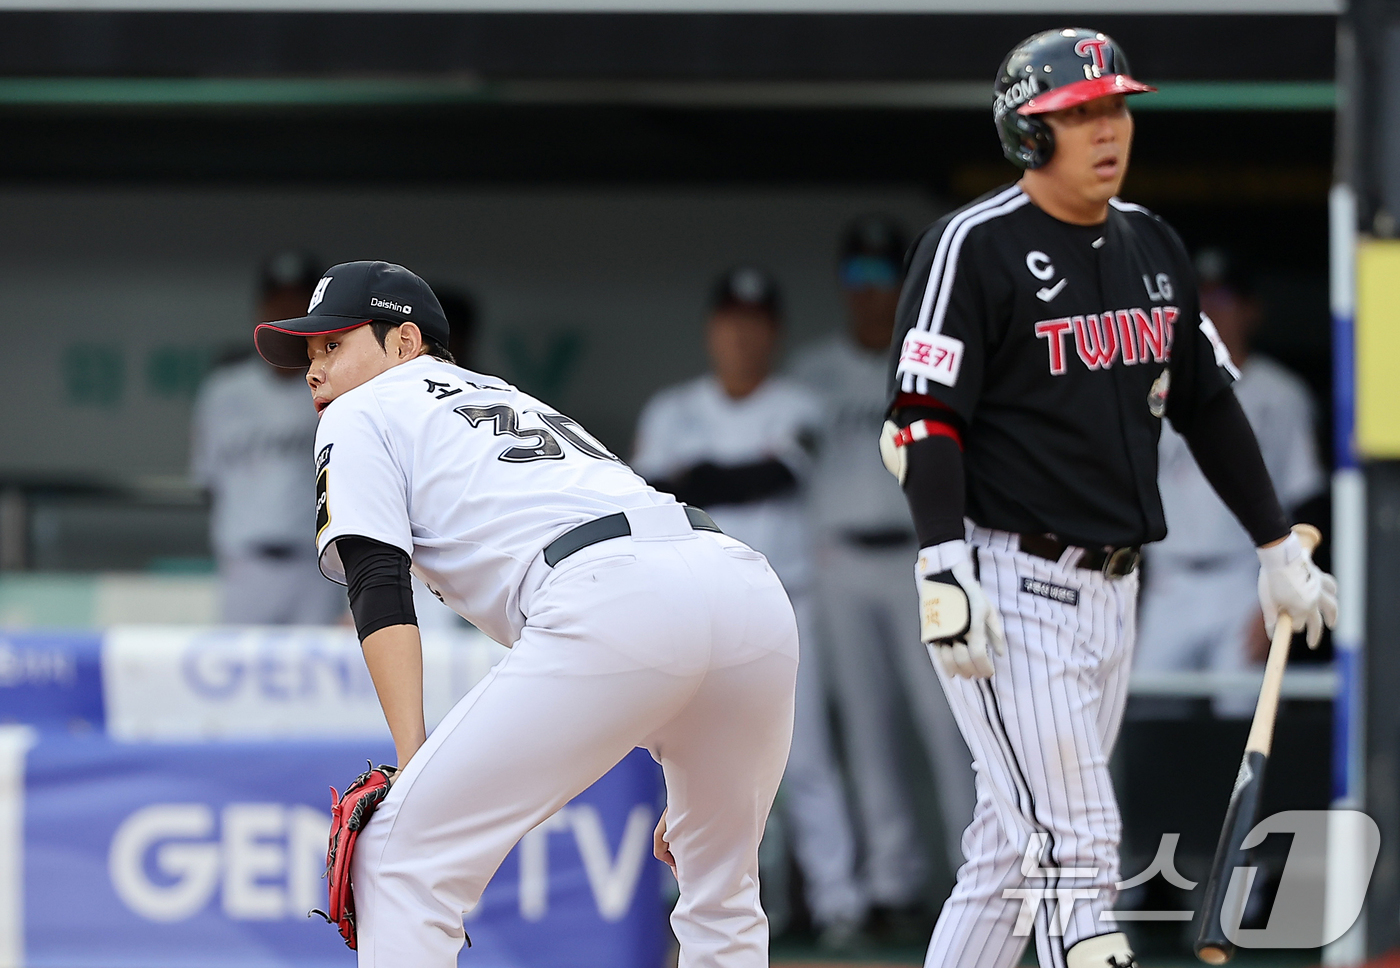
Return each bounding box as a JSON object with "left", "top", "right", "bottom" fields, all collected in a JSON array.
[
  {"left": 710, "top": 266, "right": 781, "bottom": 319},
  {"left": 254, "top": 261, "right": 450, "bottom": 369}
]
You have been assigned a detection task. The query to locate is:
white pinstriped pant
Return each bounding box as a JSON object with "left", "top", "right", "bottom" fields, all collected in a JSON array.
[{"left": 924, "top": 527, "right": 1137, "bottom": 968}]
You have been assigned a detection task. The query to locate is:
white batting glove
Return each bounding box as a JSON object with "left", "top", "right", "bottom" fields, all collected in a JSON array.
[
  {"left": 1257, "top": 530, "right": 1338, "bottom": 649},
  {"left": 916, "top": 540, "right": 1007, "bottom": 679}
]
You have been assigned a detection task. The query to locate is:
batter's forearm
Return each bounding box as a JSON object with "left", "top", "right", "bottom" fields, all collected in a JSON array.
[
  {"left": 362, "top": 624, "right": 428, "bottom": 768},
  {"left": 1179, "top": 389, "right": 1290, "bottom": 547},
  {"left": 896, "top": 419, "right": 967, "bottom": 548}
]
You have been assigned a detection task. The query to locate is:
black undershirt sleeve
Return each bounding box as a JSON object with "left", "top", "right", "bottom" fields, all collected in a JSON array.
[
  {"left": 893, "top": 406, "right": 967, "bottom": 549},
  {"left": 337, "top": 536, "right": 417, "bottom": 642},
  {"left": 1178, "top": 389, "right": 1291, "bottom": 547},
  {"left": 654, "top": 458, "right": 798, "bottom": 508}
]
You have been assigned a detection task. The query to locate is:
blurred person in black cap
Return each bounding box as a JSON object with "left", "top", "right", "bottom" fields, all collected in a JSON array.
[
  {"left": 790, "top": 216, "right": 974, "bottom": 936},
  {"left": 190, "top": 251, "right": 347, "bottom": 624},
  {"left": 634, "top": 267, "right": 866, "bottom": 949}
]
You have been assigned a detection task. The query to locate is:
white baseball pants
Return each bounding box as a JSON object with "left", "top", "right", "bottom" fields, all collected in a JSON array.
[
  {"left": 816, "top": 540, "right": 976, "bottom": 899},
  {"left": 350, "top": 512, "right": 799, "bottom": 968},
  {"left": 924, "top": 528, "right": 1137, "bottom": 968}
]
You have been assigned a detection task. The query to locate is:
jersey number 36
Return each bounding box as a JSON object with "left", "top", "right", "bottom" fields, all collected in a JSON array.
[{"left": 455, "top": 404, "right": 619, "bottom": 464}]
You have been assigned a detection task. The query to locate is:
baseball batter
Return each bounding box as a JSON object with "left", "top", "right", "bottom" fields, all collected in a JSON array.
[
  {"left": 254, "top": 261, "right": 798, "bottom": 968},
  {"left": 880, "top": 30, "right": 1337, "bottom": 968}
]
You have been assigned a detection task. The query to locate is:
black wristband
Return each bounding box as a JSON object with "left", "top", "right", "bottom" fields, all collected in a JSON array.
[{"left": 336, "top": 536, "right": 418, "bottom": 642}]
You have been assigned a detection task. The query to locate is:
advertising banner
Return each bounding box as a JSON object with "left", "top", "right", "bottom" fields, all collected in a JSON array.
[
  {"left": 0, "top": 627, "right": 666, "bottom": 968},
  {"left": 102, "top": 627, "right": 509, "bottom": 740},
  {"left": 18, "top": 736, "right": 664, "bottom": 968},
  {"left": 0, "top": 631, "right": 104, "bottom": 733}
]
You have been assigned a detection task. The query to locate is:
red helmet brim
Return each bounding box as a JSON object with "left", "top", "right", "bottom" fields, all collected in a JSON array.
[{"left": 1019, "top": 74, "right": 1156, "bottom": 115}]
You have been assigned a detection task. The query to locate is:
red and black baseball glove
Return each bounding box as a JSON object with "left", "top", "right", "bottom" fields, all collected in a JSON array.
[{"left": 310, "top": 762, "right": 397, "bottom": 949}]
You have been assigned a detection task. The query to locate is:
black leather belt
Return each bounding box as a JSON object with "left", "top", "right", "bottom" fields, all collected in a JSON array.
[
  {"left": 1017, "top": 533, "right": 1141, "bottom": 578},
  {"left": 544, "top": 506, "right": 722, "bottom": 567}
]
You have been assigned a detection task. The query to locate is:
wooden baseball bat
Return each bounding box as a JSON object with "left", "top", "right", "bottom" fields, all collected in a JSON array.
[{"left": 1193, "top": 523, "right": 1321, "bottom": 965}]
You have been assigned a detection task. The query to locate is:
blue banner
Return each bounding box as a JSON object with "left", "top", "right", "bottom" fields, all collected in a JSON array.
[
  {"left": 22, "top": 736, "right": 665, "bottom": 968},
  {"left": 0, "top": 630, "right": 104, "bottom": 732}
]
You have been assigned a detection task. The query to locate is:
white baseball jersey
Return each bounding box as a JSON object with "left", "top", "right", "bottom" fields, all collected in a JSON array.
[
  {"left": 788, "top": 334, "right": 911, "bottom": 538},
  {"left": 632, "top": 374, "right": 820, "bottom": 592},
  {"left": 313, "top": 356, "right": 673, "bottom": 646},
  {"left": 191, "top": 357, "right": 322, "bottom": 557},
  {"left": 1151, "top": 355, "right": 1323, "bottom": 566}
]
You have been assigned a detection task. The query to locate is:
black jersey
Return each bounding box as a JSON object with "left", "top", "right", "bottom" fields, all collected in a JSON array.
[{"left": 887, "top": 183, "right": 1239, "bottom": 549}]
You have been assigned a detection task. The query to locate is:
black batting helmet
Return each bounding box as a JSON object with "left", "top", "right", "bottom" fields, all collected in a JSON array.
[{"left": 993, "top": 28, "right": 1155, "bottom": 170}]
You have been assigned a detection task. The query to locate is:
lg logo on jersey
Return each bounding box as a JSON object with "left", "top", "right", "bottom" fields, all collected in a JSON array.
[
  {"left": 1142, "top": 273, "right": 1174, "bottom": 301},
  {"left": 1034, "top": 306, "right": 1178, "bottom": 375}
]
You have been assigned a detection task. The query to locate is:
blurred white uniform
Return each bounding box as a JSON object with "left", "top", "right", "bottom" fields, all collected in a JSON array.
[
  {"left": 633, "top": 373, "right": 864, "bottom": 927},
  {"left": 1138, "top": 355, "right": 1324, "bottom": 714},
  {"left": 191, "top": 357, "right": 344, "bottom": 625},
  {"left": 790, "top": 333, "right": 975, "bottom": 897}
]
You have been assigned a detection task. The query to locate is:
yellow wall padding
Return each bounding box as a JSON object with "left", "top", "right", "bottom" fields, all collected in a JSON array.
[{"left": 1357, "top": 239, "right": 1400, "bottom": 457}]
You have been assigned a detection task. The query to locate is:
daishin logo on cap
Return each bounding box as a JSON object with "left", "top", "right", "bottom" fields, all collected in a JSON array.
[
  {"left": 308, "top": 276, "right": 332, "bottom": 312},
  {"left": 370, "top": 296, "right": 412, "bottom": 315}
]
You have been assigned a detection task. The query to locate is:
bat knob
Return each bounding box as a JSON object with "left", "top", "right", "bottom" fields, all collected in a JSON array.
[{"left": 1196, "top": 944, "right": 1232, "bottom": 965}]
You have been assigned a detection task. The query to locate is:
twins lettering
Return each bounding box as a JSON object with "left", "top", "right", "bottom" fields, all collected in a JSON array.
[{"left": 1033, "top": 306, "right": 1177, "bottom": 376}]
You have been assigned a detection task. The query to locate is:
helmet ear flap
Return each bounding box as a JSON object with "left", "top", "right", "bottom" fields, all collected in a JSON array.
[{"left": 999, "top": 112, "right": 1055, "bottom": 170}]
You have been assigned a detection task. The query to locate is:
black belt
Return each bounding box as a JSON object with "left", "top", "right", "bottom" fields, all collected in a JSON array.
[
  {"left": 1017, "top": 533, "right": 1141, "bottom": 578},
  {"left": 544, "top": 506, "right": 722, "bottom": 567}
]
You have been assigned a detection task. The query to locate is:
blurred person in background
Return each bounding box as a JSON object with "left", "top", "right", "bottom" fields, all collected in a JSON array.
[
  {"left": 191, "top": 251, "right": 345, "bottom": 625},
  {"left": 633, "top": 267, "right": 867, "bottom": 949},
  {"left": 411, "top": 285, "right": 480, "bottom": 633},
  {"left": 790, "top": 216, "right": 975, "bottom": 937},
  {"left": 1136, "top": 250, "right": 1325, "bottom": 716}
]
